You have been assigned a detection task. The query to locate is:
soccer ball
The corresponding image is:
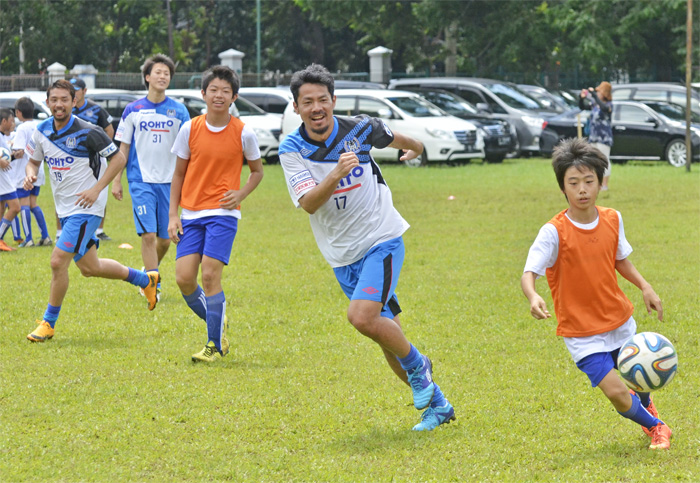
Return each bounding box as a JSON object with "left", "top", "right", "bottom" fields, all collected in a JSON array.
[
  {"left": 617, "top": 332, "right": 678, "bottom": 392},
  {"left": 0, "top": 147, "right": 11, "bottom": 162}
]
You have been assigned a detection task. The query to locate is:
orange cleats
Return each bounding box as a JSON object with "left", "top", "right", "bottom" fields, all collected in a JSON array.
[
  {"left": 143, "top": 271, "right": 161, "bottom": 311},
  {"left": 649, "top": 423, "right": 672, "bottom": 450},
  {"left": 0, "top": 240, "right": 16, "bottom": 251},
  {"left": 27, "top": 321, "right": 55, "bottom": 342}
]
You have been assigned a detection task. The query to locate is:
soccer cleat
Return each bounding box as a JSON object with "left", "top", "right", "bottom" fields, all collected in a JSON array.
[
  {"left": 191, "top": 341, "right": 223, "bottom": 363},
  {"left": 27, "top": 321, "right": 55, "bottom": 342},
  {"left": 412, "top": 401, "right": 456, "bottom": 431},
  {"left": 649, "top": 422, "right": 672, "bottom": 450},
  {"left": 18, "top": 239, "right": 35, "bottom": 248},
  {"left": 96, "top": 232, "right": 112, "bottom": 241},
  {"left": 143, "top": 271, "right": 161, "bottom": 311},
  {"left": 0, "top": 240, "right": 16, "bottom": 251},
  {"left": 221, "top": 315, "right": 230, "bottom": 356},
  {"left": 407, "top": 355, "right": 436, "bottom": 410},
  {"left": 38, "top": 237, "right": 53, "bottom": 246}
]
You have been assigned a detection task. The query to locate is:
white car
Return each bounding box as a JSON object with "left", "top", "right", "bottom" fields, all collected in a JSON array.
[
  {"left": 163, "top": 89, "right": 281, "bottom": 163},
  {"left": 280, "top": 89, "right": 484, "bottom": 166},
  {"left": 0, "top": 91, "right": 52, "bottom": 124},
  {"left": 239, "top": 87, "right": 293, "bottom": 117}
]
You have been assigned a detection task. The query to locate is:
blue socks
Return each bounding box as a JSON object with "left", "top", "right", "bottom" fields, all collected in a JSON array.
[
  {"left": 397, "top": 344, "right": 423, "bottom": 372},
  {"left": 183, "top": 285, "right": 207, "bottom": 321},
  {"left": 43, "top": 304, "right": 61, "bottom": 328},
  {"left": 125, "top": 267, "right": 150, "bottom": 288},
  {"left": 431, "top": 383, "right": 447, "bottom": 408},
  {"left": 11, "top": 216, "right": 20, "bottom": 241},
  {"left": 205, "top": 291, "right": 226, "bottom": 351},
  {"left": 31, "top": 206, "right": 49, "bottom": 240},
  {"left": 619, "top": 392, "right": 661, "bottom": 429},
  {"left": 0, "top": 218, "right": 9, "bottom": 239},
  {"left": 20, "top": 206, "right": 31, "bottom": 241},
  {"left": 636, "top": 391, "right": 651, "bottom": 408}
]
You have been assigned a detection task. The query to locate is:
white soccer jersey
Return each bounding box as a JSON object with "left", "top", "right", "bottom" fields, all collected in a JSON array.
[
  {"left": 115, "top": 96, "right": 190, "bottom": 183},
  {"left": 28, "top": 116, "right": 118, "bottom": 218},
  {"left": 13, "top": 120, "right": 44, "bottom": 187},
  {"left": 279, "top": 115, "right": 409, "bottom": 268},
  {"left": 0, "top": 133, "right": 15, "bottom": 195}
]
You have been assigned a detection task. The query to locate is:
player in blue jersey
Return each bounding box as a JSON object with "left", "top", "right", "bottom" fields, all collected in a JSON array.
[
  {"left": 113, "top": 54, "right": 190, "bottom": 300},
  {"left": 69, "top": 77, "right": 114, "bottom": 241},
  {"left": 279, "top": 64, "right": 455, "bottom": 431},
  {"left": 24, "top": 80, "right": 160, "bottom": 343}
]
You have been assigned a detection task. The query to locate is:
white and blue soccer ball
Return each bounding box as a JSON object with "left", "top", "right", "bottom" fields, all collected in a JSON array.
[
  {"left": 617, "top": 332, "right": 678, "bottom": 392},
  {"left": 0, "top": 147, "right": 11, "bottom": 163}
]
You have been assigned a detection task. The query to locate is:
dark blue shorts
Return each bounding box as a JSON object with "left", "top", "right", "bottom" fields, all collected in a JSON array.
[
  {"left": 0, "top": 191, "right": 18, "bottom": 201},
  {"left": 175, "top": 215, "right": 238, "bottom": 265},
  {"left": 16, "top": 186, "right": 40, "bottom": 198},
  {"left": 333, "top": 237, "right": 404, "bottom": 319},
  {"left": 576, "top": 348, "right": 621, "bottom": 387}
]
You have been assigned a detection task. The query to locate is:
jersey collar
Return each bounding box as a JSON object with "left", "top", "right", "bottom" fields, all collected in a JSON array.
[{"left": 53, "top": 115, "right": 76, "bottom": 136}]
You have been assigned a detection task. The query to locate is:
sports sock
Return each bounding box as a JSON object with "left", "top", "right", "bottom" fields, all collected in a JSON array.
[
  {"left": 31, "top": 206, "right": 50, "bottom": 240},
  {"left": 205, "top": 291, "right": 226, "bottom": 352},
  {"left": 0, "top": 218, "right": 10, "bottom": 239},
  {"left": 43, "top": 304, "right": 61, "bottom": 328},
  {"left": 397, "top": 344, "right": 423, "bottom": 372},
  {"left": 430, "top": 383, "right": 447, "bottom": 408},
  {"left": 96, "top": 228, "right": 104, "bottom": 235},
  {"left": 124, "top": 267, "right": 150, "bottom": 288},
  {"left": 11, "top": 216, "right": 20, "bottom": 240},
  {"left": 182, "top": 285, "right": 207, "bottom": 321},
  {"left": 619, "top": 392, "right": 661, "bottom": 430},
  {"left": 636, "top": 391, "right": 651, "bottom": 408},
  {"left": 20, "top": 206, "right": 32, "bottom": 240}
]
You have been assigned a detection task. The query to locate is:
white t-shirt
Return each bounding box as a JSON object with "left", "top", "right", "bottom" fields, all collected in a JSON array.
[
  {"left": 523, "top": 210, "right": 636, "bottom": 362},
  {"left": 13, "top": 120, "right": 44, "bottom": 187},
  {"left": 170, "top": 118, "right": 260, "bottom": 220},
  {"left": 0, "top": 133, "right": 15, "bottom": 195}
]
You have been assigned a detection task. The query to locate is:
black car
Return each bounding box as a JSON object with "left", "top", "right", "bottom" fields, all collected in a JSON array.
[
  {"left": 540, "top": 101, "right": 700, "bottom": 167},
  {"left": 402, "top": 88, "right": 517, "bottom": 163}
]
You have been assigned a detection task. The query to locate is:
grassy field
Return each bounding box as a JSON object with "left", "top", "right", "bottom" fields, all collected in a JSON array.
[{"left": 1, "top": 158, "right": 698, "bottom": 482}]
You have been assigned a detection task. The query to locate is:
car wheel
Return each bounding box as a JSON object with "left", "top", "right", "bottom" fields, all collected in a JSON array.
[
  {"left": 665, "top": 139, "right": 687, "bottom": 168},
  {"left": 403, "top": 150, "right": 427, "bottom": 167},
  {"left": 485, "top": 154, "right": 505, "bottom": 164}
]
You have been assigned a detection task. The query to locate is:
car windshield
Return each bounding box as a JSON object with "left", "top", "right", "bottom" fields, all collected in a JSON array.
[
  {"left": 386, "top": 96, "right": 446, "bottom": 117},
  {"left": 644, "top": 102, "right": 700, "bottom": 123},
  {"left": 484, "top": 83, "right": 541, "bottom": 110},
  {"left": 235, "top": 97, "right": 266, "bottom": 116},
  {"left": 421, "top": 92, "right": 479, "bottom": 116}
]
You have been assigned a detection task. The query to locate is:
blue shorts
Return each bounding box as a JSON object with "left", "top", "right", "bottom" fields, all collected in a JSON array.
[
  {"left": 0, "top": 191, "right": 18, "bottom": 202},
  {"left": 576, "top": 348, "right": 621, "bottom": 387},
  {"left": 333, "top": 236, "right": 404, "bottom": 319},
  {"left": 176, "top": 216, "right": 238, "bottom": 265},
  {"left": 16, "top": 186, "right": 40, "bottom": 198},
  {"left": 129, "top": 181, "right": 171, "bottom": 239},
  {"left": 57, "top": 214, "right": 101, "bottom": 262}
]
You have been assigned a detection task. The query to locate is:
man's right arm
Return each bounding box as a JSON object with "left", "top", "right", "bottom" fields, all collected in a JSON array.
[{"left": 296, "top": 152, "right": 359, "bottom": 215}]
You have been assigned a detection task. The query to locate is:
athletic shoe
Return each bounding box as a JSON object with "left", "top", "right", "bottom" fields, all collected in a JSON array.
[
  {"left": 407, "top": 355, "right": 436, "bottom": 410},
  {"left": 0, "top": 240, "right": 16, "bottom": 251},
  {"left": 221, "top": 315, "right": 230, "bottom": 356},
  {"left": 138, "top": 267, "right": 162, "bottom": 302},
  {"left": 96, "top": 232, "right": 112, "bottom": 241},
  {"left": 649, "top": 423, "right": 672, "bottom": 450},
  {"left": 27, "top": 321, "right": 55, "bottom": 342},
  {"left": 412, "top": 401, "right": 456, "bottom": 431},
  {"left": 192, "top": 341, "right": 223, "bottom": 363},
  {"left": 18, "top": 239, "right": 35, "bottom": 247},
  {"left": 143, "top": 271, "right": 161, "bottom": 311},
  {"left": 38, "top": 237, "right": 53, "bottom": 246}
]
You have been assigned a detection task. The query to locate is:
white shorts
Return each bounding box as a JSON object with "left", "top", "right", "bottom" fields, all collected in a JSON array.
[{"left": 593, "top": 142, "right": 611, "bottom": 177}]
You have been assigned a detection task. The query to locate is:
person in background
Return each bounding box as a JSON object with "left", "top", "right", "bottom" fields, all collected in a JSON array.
[
  {"left": 579, "top": 81, "right": 613, "bottom": 191},
  {"left": 0, "top": 108, "right": 21, "bottom": 252}
]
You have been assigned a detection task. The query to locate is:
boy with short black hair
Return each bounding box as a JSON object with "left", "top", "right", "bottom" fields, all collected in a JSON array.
[
  {"left": 168, "top": 65, "right": 263, "bottom": 363},
  {"left": 521, "top": 137, "right": 671, "bottom": 449},
  {"left": 0, "top": 108, "right": 20, "bottom": 251}
]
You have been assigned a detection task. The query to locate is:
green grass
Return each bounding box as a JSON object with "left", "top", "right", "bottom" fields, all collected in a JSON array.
[{"left": 1, "top": 158, "right": 699, "bottom": 482}]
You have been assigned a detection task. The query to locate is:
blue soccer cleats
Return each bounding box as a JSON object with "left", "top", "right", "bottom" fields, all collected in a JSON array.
[{"left": 408, "top": 355, "right": 435, "bottom": 410}]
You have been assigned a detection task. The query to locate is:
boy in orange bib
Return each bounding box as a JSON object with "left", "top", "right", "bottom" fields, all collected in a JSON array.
[{"left": 521, "top": 138, "right": 671, "bottom": 450}]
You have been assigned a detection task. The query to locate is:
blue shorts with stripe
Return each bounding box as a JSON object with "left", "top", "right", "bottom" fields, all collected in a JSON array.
[
  {"left": 57, "top": 214, "right": 101, "bottom": 262},
  {"left": 333, "top": 236, "right": 404, "bottom": 319},
  {"left": 129, "top": 181, "right": 170, "bottom": 239},
  {"left": 175, "top": 215, "right": 238, "bottom": 265}
]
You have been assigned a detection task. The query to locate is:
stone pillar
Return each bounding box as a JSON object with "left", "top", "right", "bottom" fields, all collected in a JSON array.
[
  {"left": 70, "top": 64, "right": 99, "bottom": 89},
  {"left": 218, "top": 48, "right": 245, "bottom": 76},
  {"left": 367, "top": 46, "right": 393, "bottom": 84},
  {"left": 47, "top": 62, "right": 67, "bottom": 84}
]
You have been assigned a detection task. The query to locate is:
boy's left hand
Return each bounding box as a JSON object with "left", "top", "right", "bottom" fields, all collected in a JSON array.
[{"left": 642, "top": 286, "right": 663, "bottom": 321}]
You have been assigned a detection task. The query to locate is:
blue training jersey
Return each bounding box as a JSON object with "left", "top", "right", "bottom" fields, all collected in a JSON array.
[{"left": 115, "top": 96, "right": 190, "bottom": 183}]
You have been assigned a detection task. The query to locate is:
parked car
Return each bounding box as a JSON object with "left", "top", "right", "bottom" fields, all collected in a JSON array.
[
  {"left": 399, "top": 87, "right": 516, "bottom": 163},
  {"left": 239, "top": 87, "right": 293, "bottom": 116},
  {"left": 164, "top": 89, "right": 281, "bottom": 163},
  {"left": 0, "top": 91, "right": 51, "bottom": 124},
  {"left": 539, "top": 101, "right": 700, "bottom": 167},
  {"left": 389, "top": 77, "right": 559, "bottom": 156},
  {"left": 281, "top": 89, "right": 484, "bottom": 166},
  {"left": 612, "top": 83, "right": 700, "bottom": 116},
  {"left": 85, "top": 89, "right": 142, "bottom": 133},
  {"left": 517, "top": 84, "right": 571, "bottom": 113}
]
